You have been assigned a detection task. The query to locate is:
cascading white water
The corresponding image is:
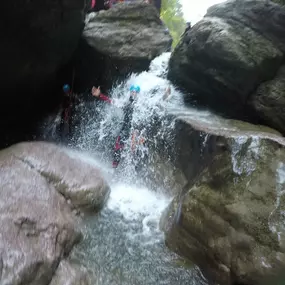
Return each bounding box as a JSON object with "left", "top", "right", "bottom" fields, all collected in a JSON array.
[
  {"left": 231, "top": 136, "right": 261, "bottom": 176},
  {"left": 268, "top": 162, "right": 285, "bottom": 244},
  {"left": 61, "top": 53, "right": 208, "bottom": 285},
  {"left": 68, "top": 151, "right": 206, "bottom": 285},
  {"left": 71, "top": 52, "right": 183, "bottom": 186}
]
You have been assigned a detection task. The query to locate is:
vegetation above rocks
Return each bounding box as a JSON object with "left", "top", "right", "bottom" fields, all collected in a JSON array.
[
  {"left": 272, "top": 0, "right": 285, "bottom": 5},
  {"left": 161, "top": 0, "right": 186, "bottom": 48}
]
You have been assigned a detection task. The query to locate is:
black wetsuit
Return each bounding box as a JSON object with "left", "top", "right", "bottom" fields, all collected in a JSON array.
[
  {"left": 113, "top": 96, "right": 135, "bottom": 168},
  {"left": 60, "top": 92, "right": 75, "bottom": 140}
]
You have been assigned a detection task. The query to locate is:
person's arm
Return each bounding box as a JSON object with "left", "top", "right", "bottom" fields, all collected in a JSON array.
[
  {"left": 99, "top": 93, "right": 112, "bottom": 103},
  {"left": 92, "top": 86, "right": 112, "bottom": 104}
]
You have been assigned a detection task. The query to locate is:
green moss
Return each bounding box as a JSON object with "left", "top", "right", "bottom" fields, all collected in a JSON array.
[{"left": 271, "top": 0, "right": 285, "bottom": 5}]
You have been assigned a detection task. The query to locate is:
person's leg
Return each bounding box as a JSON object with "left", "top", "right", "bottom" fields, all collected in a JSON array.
[
  {"left": 61, "top": 107, "right": 71, "bottom": 143},
  {"left": 112, "top": 135, "right": 124, "bottom": 168}
]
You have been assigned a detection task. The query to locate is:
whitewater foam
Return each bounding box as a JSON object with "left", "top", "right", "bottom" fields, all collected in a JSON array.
[
  {"left": 107, "top": 183, "right": 171, "bottom": 221},
  {"left": 42, "top": 52, "right": 208, "bottom": 285}
]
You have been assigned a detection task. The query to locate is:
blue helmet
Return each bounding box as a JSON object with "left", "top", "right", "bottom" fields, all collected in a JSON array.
[
  {"left": 130, "top": 85, "right": 140, "bottom": 93},
  {"left": 63, "top": 84, "right": 70, "bottom": 93}
]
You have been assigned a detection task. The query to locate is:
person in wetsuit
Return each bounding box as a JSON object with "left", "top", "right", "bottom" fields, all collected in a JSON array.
[
  {"left": 112, "top": 85, "right": 140, "bottom": 168},
  {"left": 60, "top": 84, "right": 112, "bottom": 140},
  {"left": 60, "top": 84, "right": 75, "bottom": 141},
  {"left": 112, "top": 85, "right": 172, "bottom": 169}
]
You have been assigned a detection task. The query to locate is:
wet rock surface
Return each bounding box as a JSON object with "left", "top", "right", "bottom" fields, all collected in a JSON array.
[
  {"left": 250, "top": 65, "right": 285, "bottom": 135},
  {"left": 0, "top": 142, "right": 109, "bottom": 284},
  {"left": 0, "top": 0, "right": 85, "bottom": 147},
  {"left": 161, "top": 109, "right": 285, "bottom": 285},
  {"left": 168, "top": 0, "right": 285, "bottom": 133},
  {"left": 74, "top": 1, "right": 172, "bottom": 91},
  {"left": 9, "top": 142, "right": 111, "bottom": 212},
  {"left": 50, "top": 260, "right": 91, "bottom": 285}
]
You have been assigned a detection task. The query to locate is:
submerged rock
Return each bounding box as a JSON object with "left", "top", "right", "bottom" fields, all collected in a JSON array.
[
  {"left": 168, "top": 0, "right": 285, "bottom": 132},
  {"left": 161, "top": 109, "right": 285, "bottom": 285},
  {"left": 74, "top": 1, "right": 172, "bottom": 91},
  {"left": 0, "top": 142, "right": 110, "bottom": 284}
]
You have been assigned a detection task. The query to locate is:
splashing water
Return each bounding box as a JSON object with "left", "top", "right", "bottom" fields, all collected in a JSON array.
[
  {"left": 231, "top": 136, "right": 261, "bottom": 176},
  {"left": 55, "top": 53, "right": 208, "bottom": 285},
  {"left": 71, "top": 169, "right": 207, "bottom": 285},
  {"left": 71, "top": 52, "right": 183, "bottom": 187},
  {"left": 269, "top": 162, "right": 285, "bottom": 244}
]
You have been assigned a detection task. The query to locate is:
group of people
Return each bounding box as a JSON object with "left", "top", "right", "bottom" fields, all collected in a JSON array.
[{"left": 61, "top": 83, "right": 171, "bottom": 169}]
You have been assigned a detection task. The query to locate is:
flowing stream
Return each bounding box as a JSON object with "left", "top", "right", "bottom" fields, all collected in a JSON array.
[
  {"left": 41, "top": 50, "right": 282, "bottom": 284},
  {"left": 69, "top": 154, "right": 207, "bottom": 285},
  {"left": 44, "top": 53, "right": 208, "bottom": 285}
]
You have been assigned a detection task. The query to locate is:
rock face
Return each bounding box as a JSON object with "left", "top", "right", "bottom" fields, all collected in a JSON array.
[
  {"left": 74, "top": 1, "right": 172, "bottom": 91},
  {"left": 161, "top": 109, "right": 285, "bottom": 285},
  {"left": 0, "top": 142, "right": 109, "bottom": 284},
  {"left": 10, "top": 142, "right": 111, "bottom": 211},
  {"left": 250, "top": 65, "right": 285, "bottom": 136},
  {"left": 50, "top": 260, "right": 91, "bottom": 285},
  {"left": 0, "top": 0, "right": 85, "bottom": 146},
  {"left": 168, "top": 0, "right": 285, "bottom": 132}
]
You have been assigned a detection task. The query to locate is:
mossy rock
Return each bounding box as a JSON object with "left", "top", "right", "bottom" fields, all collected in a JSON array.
[{"left": 162, "top": 110, "right": 285, "bottom": 285}]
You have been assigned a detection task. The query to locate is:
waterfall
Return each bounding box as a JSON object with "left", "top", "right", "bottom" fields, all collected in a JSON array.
[
  {"left": 44, "top": 53, "right": 208, "bottom": 285},
  {"left": 67, "top": 52, "right": 184, "bottom": 190}
]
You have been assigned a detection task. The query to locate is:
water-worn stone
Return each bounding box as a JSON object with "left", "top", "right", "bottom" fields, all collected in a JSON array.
[
  {"left": 8, "top": 142, "right": 111, "bottom": 212},
  {"left": 0, "top": 142, "right": 110, "bottom": 284},
  {"left": 74, "top": 1, "right": 172, "bottom": 91},
  {"left": 168, "top": 0, "right": 285, "bottom": 132},
  {"left": 50, "top": 260, "right": 91, "bottom": 285},
  {"left": 161, "top": 109, "right": 285, "bottom": 285},
  {"left": 250, "top": 65, "right": 285, "bottom": 135},
  {"left": 0, "top": 152, "right": 80, "bottom": 285}
]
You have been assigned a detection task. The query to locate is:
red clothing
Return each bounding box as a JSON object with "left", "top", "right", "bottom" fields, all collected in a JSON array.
[{"left": 98, "top": 93, "right": 112, "bottom": 103}]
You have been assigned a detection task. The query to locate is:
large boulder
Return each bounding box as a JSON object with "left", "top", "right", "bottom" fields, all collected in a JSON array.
[
  {"left": 74, "top": 1, "right": 172, "bottom": 91},
  {"left": 168, "top": 0, "right": 285, "bottom": 132},
  {"left": 250, "top": 65, "right": 285, "bottom": 136},
  {"left": 0, "top": 142, "right": 109, "bottom": 284},
  {"left": 9, "top": 142, "right": 111, "bottom": 212},
  {"left": 0, "top": 0, "right": 85, "bottom": 147},
  {"left": 161, "top": 109, "right": 285, "bottom": 285}
]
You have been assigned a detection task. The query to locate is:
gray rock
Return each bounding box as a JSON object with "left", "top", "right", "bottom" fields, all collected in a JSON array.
[
  {"left": 207, "top": 0, "right": 285, "bottom": 53},
  {"left": 0, "top": 142, "right": 110, "bottom": 284},
  {"left": 75, "top": 1, "right": 172, "bottom": 91},
  {"left": 168, "top": 0, "right": 285, "bottom": 132},
  {"left": 250, "top": 65, "right": 285, "bottom": 135},
  {"left": 0, "top": 152, "right": 80, "bottom": 285},
  {"left": 84, "top": 2, "right": 171, "bottom": 59},
  {"left": 8, "top": 142, "right": 111, "bottom": 212},
  {"left": 161, "top": 110, "right": 285, "bottom": 285},
  {"left": 50, "top": 260, "right": 91, "bottom": 285}
]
